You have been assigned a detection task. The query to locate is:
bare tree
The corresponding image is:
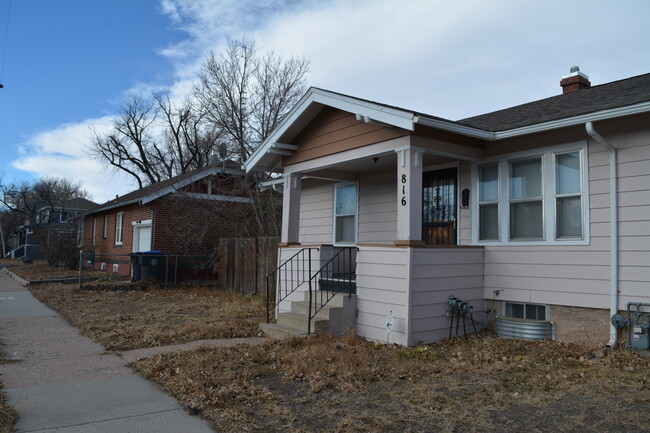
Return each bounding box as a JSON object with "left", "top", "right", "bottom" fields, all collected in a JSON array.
[
  {"left": 90, "top": 39, "right": 308, "bottom": 238},
  {"left": 154, "top": 91, "right": 221, "bottom": 176},
  {"left": 194, "top": 39, "right": 308, "bottom": 237},
  {"left": 0, "top": 177, "right": 91, "bottom": 267},
  {"left": 194, "top": 39, "right": 309, "bottom": 162},
  {"left": 0, "top": 207, "right": 23, "bottom": 257},
  {"left": 90, "top": 93, "right": 219, "bottom": 188}
]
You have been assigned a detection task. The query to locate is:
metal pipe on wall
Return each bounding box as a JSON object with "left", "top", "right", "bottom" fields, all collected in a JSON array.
[{"left": 585, "top": 122, "right": 619, "bottom": 348}]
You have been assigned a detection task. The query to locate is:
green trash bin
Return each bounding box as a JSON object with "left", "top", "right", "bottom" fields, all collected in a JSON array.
[{"left": 140, "top": 251, "right": 165, "bottom": 281}]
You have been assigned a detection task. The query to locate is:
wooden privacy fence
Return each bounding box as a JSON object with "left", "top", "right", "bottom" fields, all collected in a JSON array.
[{"left": 216, "top": 237, "right": 279, "bottom": 295}]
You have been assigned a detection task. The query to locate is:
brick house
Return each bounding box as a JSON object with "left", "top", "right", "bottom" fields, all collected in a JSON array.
[{"left": 82, "top": 164, "right": 260, "bottom": 277}]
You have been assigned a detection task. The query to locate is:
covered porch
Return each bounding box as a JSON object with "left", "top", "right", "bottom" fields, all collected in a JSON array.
[{"left": 267, "top": 133, "right": 486, "bottom": 345}]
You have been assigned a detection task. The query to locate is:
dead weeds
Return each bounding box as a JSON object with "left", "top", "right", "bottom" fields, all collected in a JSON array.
[
  {"left": 133, "top": 333, "right": 650, "bottom": 432},
  {"left": 7, "top": 261, "right": 108, "bottom": 281},
  {"left": 30, "top": 284, "right": 265, "bottom": 351}
]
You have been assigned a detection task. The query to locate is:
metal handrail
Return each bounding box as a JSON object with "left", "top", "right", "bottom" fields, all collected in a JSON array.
[
  {"left": 307, "top": 247, "right": 357, "bottom": 334},
  {"left": 265, "top": 247, "right": 319, "bottom": 323}
]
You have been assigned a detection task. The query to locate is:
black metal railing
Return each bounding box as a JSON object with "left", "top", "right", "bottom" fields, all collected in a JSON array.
[
  {"left": 307, "top": 247, "right": 357, "bottom": 335},
  {"left": 266, "top": 247, "right": 319, "bottom": 323}
]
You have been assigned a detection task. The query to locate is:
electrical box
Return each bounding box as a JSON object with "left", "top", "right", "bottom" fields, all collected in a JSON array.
[{"left": 631, "top": 323, "right": 650, "bottom": 350}]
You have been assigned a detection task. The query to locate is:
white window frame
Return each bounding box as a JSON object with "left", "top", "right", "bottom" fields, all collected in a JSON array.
[
  {"left": 477, "top": 163, "right": 500, "bottom": 241},
  {"left": 332, "top": 182, "right": 358, "bottom": 246},
  {"left": 115, "top": 212, "right": 124, "bottom": 245},
  {"left": 102, "top": 215, "right": 107, "bottom": 239},
  {"left": 502, "top": 301, "right": 550, "bottom": 321},
  {"left": 60, "top": 210, "right": 72, "bottom": 223},
  {"left": 471, "top": 141, "right": 589, "bottom": 246}
]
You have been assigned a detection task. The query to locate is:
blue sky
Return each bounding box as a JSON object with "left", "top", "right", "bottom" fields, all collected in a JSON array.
[
  {"left": 1, "top": 0, "right": 649, "bottom": 203},
  {"left": 0, "top": 0, "right": 184, "bottom": 193}
]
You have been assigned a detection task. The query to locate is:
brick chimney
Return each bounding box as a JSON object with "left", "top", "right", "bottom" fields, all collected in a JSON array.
[{"left": 560, "top": 66, "right": 591, "bottom": 94}]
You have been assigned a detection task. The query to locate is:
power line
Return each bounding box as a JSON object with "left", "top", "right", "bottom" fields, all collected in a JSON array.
[{"left": 0, "top": 0, "right": 13, "bottom": 88}]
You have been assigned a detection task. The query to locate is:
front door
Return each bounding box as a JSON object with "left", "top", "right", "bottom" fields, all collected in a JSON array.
[{"left": 422, "top": 168, "right": 458, "bottom": 245}]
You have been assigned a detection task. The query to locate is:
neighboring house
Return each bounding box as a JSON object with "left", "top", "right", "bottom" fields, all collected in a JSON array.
[
  {"left": 10, "top": 198, "right": 97, "bottom": 261},
  {"left": 245, "top": 69, "right": 650, "bottom": 347},
  {"left": 82, "top": 164, "right": 259, "bottom": 277}
]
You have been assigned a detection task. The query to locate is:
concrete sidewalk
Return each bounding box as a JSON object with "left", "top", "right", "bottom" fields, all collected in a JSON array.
[{"left": 0, "top": 270, "right": 214, "bottom": 433}]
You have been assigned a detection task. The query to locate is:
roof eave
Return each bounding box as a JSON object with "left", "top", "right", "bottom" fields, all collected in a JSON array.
[
  {"left": 139, "top": 166, "right": 242, "bottom": 205},
  {"left": 86, "top": 166, "right": 243, "bottom": 215},
  {"left": 85, "top": 198, "right": 142, "bottom": 216},
  {"left": 245, "top": 92, "right": 650, "bottom": 173},
  {"left": 494, "top": 100, "right": 650, "bottom": 139},
  {"left": 415, "top": 116, "right": 495, "bottom": 140}
]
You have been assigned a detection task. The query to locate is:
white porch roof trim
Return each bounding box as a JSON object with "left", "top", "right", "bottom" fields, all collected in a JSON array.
[
  {"left": 244, "top": 88, "right": 420, "bottom": 173},
  {"left": 245, "top": 89, "right": 650, "bottom": 173}
]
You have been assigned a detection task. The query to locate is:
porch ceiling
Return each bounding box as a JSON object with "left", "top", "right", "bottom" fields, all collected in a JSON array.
[{"left": 295, "top": 150, "right": 457, "bottom": 178}]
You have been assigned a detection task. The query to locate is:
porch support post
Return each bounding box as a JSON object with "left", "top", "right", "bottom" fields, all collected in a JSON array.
[
  {"left": 395, "top": 146, "right": 425, "bottom": 246},
  {"left": 280, "top": 173, "right": 302, "bottom": 246}
]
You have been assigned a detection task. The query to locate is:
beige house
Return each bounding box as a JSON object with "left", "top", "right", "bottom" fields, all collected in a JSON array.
[{"left": 245, "top": 70, "right": 650, "bottom": 347}]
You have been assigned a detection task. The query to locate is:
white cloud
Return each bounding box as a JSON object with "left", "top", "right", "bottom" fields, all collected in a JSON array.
[
  {"left": 10, "top": 0, "right": 650, "bottom": 202},
  {"left": 12, "top": 117, "right": 137, "bottom": 203}
]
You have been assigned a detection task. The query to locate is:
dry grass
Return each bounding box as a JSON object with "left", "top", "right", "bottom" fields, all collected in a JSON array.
[
  {"left": 133, "top": 333, "right": 650, "bottom": 433},
  {"left": 30, "top": 283, "right": 265, "bottom": 351},
  {"left": 6, "top": 261, "right": 109, "bottom": 281}
]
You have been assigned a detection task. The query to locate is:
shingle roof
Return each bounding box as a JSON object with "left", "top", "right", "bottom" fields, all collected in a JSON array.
[
  {"left": 63, "top": 197, "right": 98, "bottom": 210},
  {"left": 87, "top": 162, "right": 242, "bottom": 215},
  {"left": 456, "top": 73, "right": 650, "bottom": 132}
]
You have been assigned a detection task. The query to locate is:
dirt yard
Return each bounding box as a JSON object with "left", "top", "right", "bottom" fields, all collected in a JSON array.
[
  {"left": 30, "top": 283, "right": 265, "bottom": 351},
  {"left": 133, "top": 333, "right": 650, "bottom": 433},
  {"left": 0, "top": 343, "right": 17, "bottom": 433}
]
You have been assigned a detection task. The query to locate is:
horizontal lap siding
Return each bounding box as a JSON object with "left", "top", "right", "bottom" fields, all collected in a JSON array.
[
  {"left": 284, "top": 107, "right": 408, "bottom": 166},
  {"left": 358, "top": 172, "right": 396, "bottom": 244},
  {"left": 616, "top": 138, "right": 650, "bottom": 306},
  {"left": 482, "top": 129, "right": 650, "bottom": 310},
  {"left": 299, "top": 181, "right": 332, "bottom": 244},
  {"left": 356, "top": 247, "right": 409, "bottom": 345},
  {"left": 410, "top": 248, "right": 484, "bottom": 343}
]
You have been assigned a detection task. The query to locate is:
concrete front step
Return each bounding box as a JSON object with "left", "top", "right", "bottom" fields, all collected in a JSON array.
[
  {"left": 291, "top": 300, "right": 336, "bottom": 320},
  {"left": 259, "top": 322, "right": 308, "bottom": 340},
  {"left": 261, "top": 290, "right": 358, "bottom": 339},
  {"left": 277, "top": 311, "right": 329, "bottom": 334},
  {"left": 302, "top": 290, "right": 353, "bottom": 308}
]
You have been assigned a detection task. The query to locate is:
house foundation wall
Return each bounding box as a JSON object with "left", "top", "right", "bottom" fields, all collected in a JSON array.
[{"left": 483, "top": 303, "right": 611, "bottom": 346}]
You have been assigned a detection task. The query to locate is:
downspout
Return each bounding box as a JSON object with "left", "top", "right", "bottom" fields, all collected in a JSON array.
[{"left": 585, "top": 122, "right": 618, "bottom": 347}]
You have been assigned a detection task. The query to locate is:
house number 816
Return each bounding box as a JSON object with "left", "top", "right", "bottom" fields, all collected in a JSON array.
[{"left": 401, "top": 174, "right": 407, "bottom": 206}]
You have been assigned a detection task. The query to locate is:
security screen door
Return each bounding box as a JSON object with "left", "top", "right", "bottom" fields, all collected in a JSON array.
[{"left": 422, "top": 168, "right": 458, "bottom": 245}]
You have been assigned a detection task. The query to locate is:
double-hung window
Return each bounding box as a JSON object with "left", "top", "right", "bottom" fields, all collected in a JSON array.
[
  {"left": 509, "top": 158, "right": 543, "bottom": 240},
  {"left": 115, "top": 212, "right": 124, "bottom": 245},
  {"left": 334, "top": 183, "right": 357, "bottom": 245},
  {"left": 474, "top": 144, "right": 587, "bottom": 244},
  {"left": 555, "top": 151, "right": 582, "bottom": 238},
  {"left": 478, "top": 164, "right": 499, "bottom": 240}
]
